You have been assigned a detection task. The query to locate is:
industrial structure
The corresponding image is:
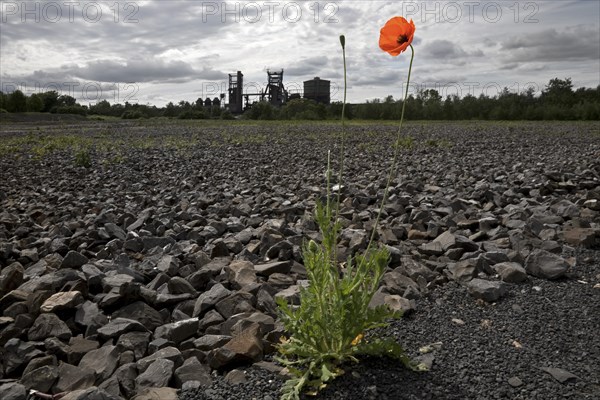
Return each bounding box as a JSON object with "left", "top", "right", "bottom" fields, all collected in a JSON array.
[
  {"left": 303, "top": 77, "right": 331, "bottom": 104},
  {"left": 226, "top": 70, "right": 331, "bottom": 113}
]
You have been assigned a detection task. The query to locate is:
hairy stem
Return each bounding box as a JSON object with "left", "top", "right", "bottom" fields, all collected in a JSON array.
[{"left": 364, "top": 44, "right": 415, "bottom": 258}]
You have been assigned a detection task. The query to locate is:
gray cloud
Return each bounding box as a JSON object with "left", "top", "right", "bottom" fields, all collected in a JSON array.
[
  {"left": 285, "top": 56, "right": 332, "bottom": 77},
  {"left": 3, "top": 58, "right": 224, "bottom": 86},
  {"left": 500, "top": 25, "right": 600, "bottom": 63},
  {"left": 421, "top": 39, "right": 484, "bottom": 66},
  {"left": 1, "top": 1, "right": 598, "bottom": 105},
  {"left": 71, "top": 59, "right": 222, "bottom": 83}
]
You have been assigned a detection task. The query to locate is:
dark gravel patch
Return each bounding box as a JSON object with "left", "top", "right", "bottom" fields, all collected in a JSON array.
[{"left": 180, "top": 248, "right": 600, "bottom": 400}]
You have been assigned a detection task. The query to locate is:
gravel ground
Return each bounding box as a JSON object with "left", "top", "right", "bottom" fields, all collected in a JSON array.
[
  {"left": 180, "top": 247, "right": 600, "bottom": 400},
  {"left": 0, "top": 120, "right": 598, "bottom": 400}
]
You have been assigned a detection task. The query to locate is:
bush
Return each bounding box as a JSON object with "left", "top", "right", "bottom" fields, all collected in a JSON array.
[
  {"left": 244, "top": 101, "right": 277, "bottom": 120},
  {"left": 220, "top": 109, "right": 235, "bottom": 120},
  {"left": 74, "top": 148, "right": 92, "bottom": 168},
  {"left": 280, "top": 98, "right": 326, "bottom": 120},
  {"left": 56, "top": 105, "right": 87, "bottom": 116},
  {"left": 7, "top": 90, "right": 27, "bottom": 113},
  {"left": 177, "top": 110, "right": 206, "bottom": 119},
  {"left": 121, "top": 110, "right": 146, "bottom": 119}
]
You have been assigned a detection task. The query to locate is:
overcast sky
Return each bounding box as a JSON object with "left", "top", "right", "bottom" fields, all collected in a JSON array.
[{"left": 1, "top": 0, "right": 599, "bottom": 106}]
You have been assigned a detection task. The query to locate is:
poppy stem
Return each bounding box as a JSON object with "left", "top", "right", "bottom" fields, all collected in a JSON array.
[
  {"left": 336, "top": 35, "right": 347, "bottom": 224},
  {"left": 332, "top": 35, "right": 347, "bottom": 267},
  {"left": 364, "top": 44, "right": 415, "bottom": 258}
]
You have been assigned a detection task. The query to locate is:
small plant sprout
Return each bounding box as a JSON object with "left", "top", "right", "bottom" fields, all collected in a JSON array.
[{"left": 277, "top": 21, "right": 426, "bottom": 400}]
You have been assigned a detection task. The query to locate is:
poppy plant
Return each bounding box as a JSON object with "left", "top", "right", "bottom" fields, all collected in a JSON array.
[
  {"left": 367, "top": 15, "right": 417, "bottom": 261},
  {"left": 379, "top": 16, "right": 415, "bottom": 56},
  {"left": 276, "top": 25, "right": 427, "bottom": 400}
]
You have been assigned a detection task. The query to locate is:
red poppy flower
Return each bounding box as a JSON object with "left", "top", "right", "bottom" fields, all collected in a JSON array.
[{"left": 379, "top": 16, "right": 416, "bottom": 56}]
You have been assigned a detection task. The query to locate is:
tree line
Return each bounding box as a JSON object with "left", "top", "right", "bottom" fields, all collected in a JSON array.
[{"left": 1, "top": 78, "right": 598, "bottom": 121}]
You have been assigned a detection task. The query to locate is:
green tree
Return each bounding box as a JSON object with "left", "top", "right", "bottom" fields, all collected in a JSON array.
[
  {"left": 0, "top": 91, "right": 7, "bottom": 110},
  {"left": 89, "top": 100, "right": 111, "bottom": 115},
  {"left": 542, "top": 78, "right": 574, "bottom": 107},
  {"left": 38, "top": 90, "right": 60, "bottom": 112},
  {"left": 26, "top": 93, "right": 44, "bottom": 112},
  {"left": 58, "top": 94, "right": 77, "bottom": 107},
  {"left": 164, "top": 102, "right": 177, "bottom": 117},
  {"left": 419, "top": 89, "right": 443, "bottom": 119},
  {"left": 7, "top": 90, "right": 27, "bottom": 112},
  {"left": 245, "top": 101, "right": 277, "bottom": 120}
]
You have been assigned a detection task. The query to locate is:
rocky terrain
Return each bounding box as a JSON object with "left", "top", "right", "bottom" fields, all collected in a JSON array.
[{"left": 0, "top": 120, "right": 598, "bottom": 400}]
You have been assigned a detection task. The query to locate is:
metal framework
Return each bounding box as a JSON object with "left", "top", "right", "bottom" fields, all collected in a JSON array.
[{"left": 227, "top": 69, "right": 289, "bottom": 113}]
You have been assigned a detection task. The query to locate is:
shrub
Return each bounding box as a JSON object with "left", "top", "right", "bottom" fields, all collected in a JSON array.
[
  {"left": 177, "top": 110, "right": 206, "bottom": 119},
  {"left": 121, "top": 110, "right": 146, "bottom": 119},
  {"left": 74, "top": 148, "right": 92, "bottom": 168},
  {"left": 56, "top": 105, "right": 87, "bottom": 116}
]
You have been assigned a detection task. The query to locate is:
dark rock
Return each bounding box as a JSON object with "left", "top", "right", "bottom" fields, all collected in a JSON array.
[
  {"left": 466, "top": 279, "right": 507, "bottom": 302},
  {"left": 28, "top": 313, "right": 71, "bottom": 341},
  {"left": 104, "top": 223, "right": 126, "bottom": 240},
  {"left": 215, "top": 291, "right": 256, "bottom": 319},
  {"left": 539, "top": 366, "right": 579, "bottom": 383},
  {"left": 173, "top": 357, "right": 212, "bottom": 388},
  {"left": 493, "top": 262, "right": 528, "bottom": 283},
  {"left": 273, "top": 285, "right": 300, "bottom": 305},
  {"left": 418, "top": 241, "right": 443, "bottom": 256},
  {"left": 156, "top": 255, "right": 179, "bottom": 276},
  {"left": 20, "top": 365, "right": 58, "bottom": 392},
  {"left": 11, "top": 347, "right": 51, "bottom": 376},
  {"left": 58, "top": 386, "right": 122, "bottom": 400},
  {"left": 116, "top": 331, "right": 151, "bottom": 361},
  {"left": 142, "top": 236, "right": 176, "bottom": 251},
  {"left": 508, "top": 376, "right": 523, "bottom": 387},
  {"left": 132, "top": 387, "right": 178, "bottom": 400},
  {"left": 563, "top": 227, "right": 596, "bottom": 248},
  {"left": 370, "top": 289, "right": 415, "bottom": 314},
  {"left": 399, "top": 256, "right": 438, "bottom": 282},
  {"left": 0, "top": 382, "right": 26, "bottom": 400},
  {"left": 154, "top": 318, "right": 199, "bottom": 344},
  {"left": 78, "top": 345, "right": 120, "bottom": 383},
  {"left": 525, "top": 249, "right": 569, "bottom": 280},
  {"left": 111, "top": 302, "right": 164, "bottom": 331},
  {"left": 193, "top": 335, "right": 232, "bottom": 351},
  {"left": 137, "top": 346, "right": 183, "bottom": 373},
  {"left": 135, "top": 358, "right": 174, "bottom": 391},
  {"left": 54, "top": 361, "right": 96, "bottom": 392},
  {"left": 40, "top": 290, "right": 84, "bottom": 313},
  {"left": 254, "top": 261, "right": 292, "bottom": 276},
  {"left": 224, "top": 369, "right": 248, "bottom": 384},
  {"left": 447, "top": 259, "right": 479, "bottom": 282},
  {"left": 97, "top": 318, "right": 149, "bottom": 339},
  {"left": 67, "top": 336, "right": 100, "bottom": 364},
  {"left": 192, "top": 283, "right": 231, "bottom": 317},
  {"left": 198, "top": 309, "right": 225, "bottom": 332},
  {"left": 75, "top": 300, "right": 105, "bottom": 328},
  {"left": 381, "top": 271, "right": 420, "bottom": 295},
  {"left": 60, "top": 250, "right": 89, "bottom": 269},
  {"left": 0, "top": 262, "right": 24, "bottom": 296},
  {"left": 207, "top": 323, "right": 263, "bottom": 370},
  {"left": 113, "top": 363, "right": 138, "bottom": 398},
  {"left": 167, "top": 276, "right": 198, "bottom": 296},
  {"left": 148, "top": 338, "right": 174, "bottom": 354},
  {"left": 226, "top": 260, "right": 257, "bottom": 289}
]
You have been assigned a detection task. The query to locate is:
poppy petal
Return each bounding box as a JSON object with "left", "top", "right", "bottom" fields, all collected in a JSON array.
[{"left": 379, "top": 16, "right": 415, "bottom": 56}]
